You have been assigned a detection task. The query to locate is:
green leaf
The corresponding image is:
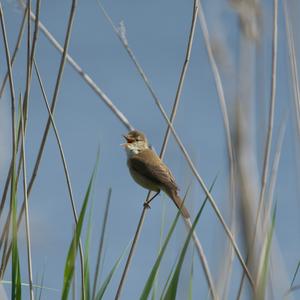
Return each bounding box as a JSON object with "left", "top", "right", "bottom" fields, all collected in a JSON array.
[
  {"left": 256, "top": 203, "right": 277, "bottom": 300},
  {"left": 160, "top": 261, "right": 177, "bottom": 300},
  {"left": 95, "top": 241, "right": 131, "bottom": 300},
  {"left": 151, "top": 198, "right": 167, "bottom": 300},
  {"left": 61, "top": 158, "right": 98, "bottom": 300},
  {"left": 140, "top": 188, "right": 190, "bottom": 300},
  {"left": 11, "top": 169, "right": 21, "bottom": 300},
  {"left": 163, "top": 195, "right": 208, "bottom": 300},
  {"left": 84, "top": 204, "right": 94, "bottom": 300},
  {"left": 188, "top": 248, "right": 194, "bottom": 300},
  {"left": 290, "top": 261, "right": 300, "bottom": 289}
]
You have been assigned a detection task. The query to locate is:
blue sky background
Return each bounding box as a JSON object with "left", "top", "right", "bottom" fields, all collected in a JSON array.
[{"left": 0, "top": 0, "right": 300, "bottom": 299}]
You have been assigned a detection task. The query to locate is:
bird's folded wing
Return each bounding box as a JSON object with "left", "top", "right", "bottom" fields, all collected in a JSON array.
[{"left": 128, "top": 150, "right": 178, "bottom": 191}]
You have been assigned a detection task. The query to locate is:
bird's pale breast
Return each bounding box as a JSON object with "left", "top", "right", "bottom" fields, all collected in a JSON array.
[{"left": 128, "top": 165, "right": 161, "bottom": 192}]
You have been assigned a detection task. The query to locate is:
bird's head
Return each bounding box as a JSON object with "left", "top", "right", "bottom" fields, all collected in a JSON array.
[{"left": 122, "top": 130, "right": 149, "bottom": 155}]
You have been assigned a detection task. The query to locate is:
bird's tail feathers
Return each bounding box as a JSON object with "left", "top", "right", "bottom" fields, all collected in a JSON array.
[{"left": 167, "top": 190, "right": 190, "bottom": 219}]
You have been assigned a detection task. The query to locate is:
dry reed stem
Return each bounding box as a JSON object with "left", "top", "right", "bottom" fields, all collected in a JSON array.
[
  {"left": 197, "top": 3, "right": 237, "bottom": 295},
  {"left": 0, "top": 7, "right": 27, "bottom": 98},
  {"left": 264, "top": 115, "right": 287, "bottom": 231},
  {"left": 237, "top": 0, "right": 278, "bottom": 294},
  {"left": 20, "top": 96, "right": 34, "bottom": 300},
  {"left": 283, "top": 0, "right": 300, "bottom": 137},
  {"left": 0, "top": 3, "right": 86, "bottom": 298},
  {"left": 102, "top": 5, "right": 255, "bottom": 287},
  {"left": 114, "top": 1, "right": 218, "bottom": 298},
  {"left": 0, "top": 0, "right": 40, "bottom": 240},
  {"left": 19, "top": 0, "right": 133, "bottom": 131},
  {"left": 92, "top": 188, "right": 112, "bottom": 300},
  {"left": 33, "top": 59, "right": 86, "bottom": 299},
  {"left": 0, "top": 2, "right": 17, "bottom": 281}
]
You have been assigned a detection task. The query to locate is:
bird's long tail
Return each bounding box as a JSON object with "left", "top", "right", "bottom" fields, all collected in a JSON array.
[{"left": 167, "top": 190, "right": 190, "bottom": 219}]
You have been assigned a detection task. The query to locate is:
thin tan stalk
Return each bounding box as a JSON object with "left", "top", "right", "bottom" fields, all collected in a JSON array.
[
  {"left": 20, "top": 95, "right": 34, "bottom": 300},
  {"left": 237, "top": 0, "right": 278, "bottom": 295},
  {"left": 92, "top": 188, "right": 112, "bottom": 300},
  {"left": 0, "top": 7, "right": 27, "bottom": 98},
  {"left": 114, "top": 1, "right": 219, "bottom": 298},
  {"left": 24, "top": 0, "right": 31, "bottom": 124},
  {"left": 115, "top": 206, "right": 148, "bottom": 300},
  {"left": 0, "top": 4, "right": 85, "bottom": 297},
  {"left": 197, "top": 2, "right": 234, "bottom": 179},
  {"left": 26, "top": 0, "right": 77, "bottom": 198},
  {"left": 197, "top": 3, "right": 236, "bottom": 294},
  {"left": 23, "top": 0, "right": 41, "bottom": 126},
  {"left": 184, "top": 217, "right": 216, "bottom": 299},
  {"left": 33, "top": 59, "right": 85, "bottom": 299},
  {"left": 19, "top": 0, "right": 133, "bottom": 131},
  {"left": 256, "top": 0, "right": 278, "bottom": 240},
  {"left": 98, "top": 0, "right": 191, "bottom": 150},
  {"left": 0, "top": 0, "right": 40, "bottom": 223},
  {"left": 264, "top": 115, "right": 287, "bottom": 232},
  {"left": 149, "top": 76, "right": 254, "bottom": 287},
  {"left": 0, "top": 2, "right": 17, "bottom": 282},
  {"left": 100, "top": 0, "right": 253, "bottom": 290},
  {"left": 283, "top": 0, "right": 300, "bottom": 136}
]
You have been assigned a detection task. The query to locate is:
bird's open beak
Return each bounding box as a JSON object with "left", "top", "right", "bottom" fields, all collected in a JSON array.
[{"left": 120, "top": 135, "right": 130, "bottom": 147}]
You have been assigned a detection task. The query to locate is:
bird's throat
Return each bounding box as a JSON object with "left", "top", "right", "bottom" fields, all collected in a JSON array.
[{"left": 125, "top": 142, "right": 148, "bottom": 157}]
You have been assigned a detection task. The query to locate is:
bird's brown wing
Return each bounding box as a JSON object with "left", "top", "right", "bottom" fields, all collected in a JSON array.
[{"left": 128, "top": 149, "right": 178, "bottom": 191}]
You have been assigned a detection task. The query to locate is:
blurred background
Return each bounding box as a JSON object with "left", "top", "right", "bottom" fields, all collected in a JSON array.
[{"left": 0, "top": 0, "right": 299, "bottom": 299}]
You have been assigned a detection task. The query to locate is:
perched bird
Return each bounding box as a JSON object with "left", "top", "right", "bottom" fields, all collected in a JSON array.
[{"left": 122, "top": 130, "right": 190, "bottom": 218}]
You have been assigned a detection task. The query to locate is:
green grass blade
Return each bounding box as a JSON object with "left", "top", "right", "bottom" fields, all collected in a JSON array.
[
  {"left": 11, "top": 169, "right": 21, "bottom": 300},
  {"left": 290, "top": 261, "right": 300, "bottom": 289},
  {"left": 163, "top": 196, "right": 209, "bottom": 300},
  {"left": 92, "top": 188, "right": 112, "bottom": 300},
  {"left": 151, "top": 199, "right": 167, "bottom": 300},
  {"left": 139, "top": 188, "right": 190, "bottom": 300},
  {"left": 38, "top": 265, "right": 46, "bottom": 300},
  {"left": 95, "top": 241, "right": 131, "bottom": 300},
  {"left": 61, "top": 161, "right": 98, "bottom": 300},
  {"left": 0, "top": 280, "right": 58, "bottom": 292},
  {"left": 83, "top": 204, "right": 93, "bottom": 300},
  {"left": 256, "top": 203, "right": 277, "bottom": 299},
  {"left": 188, "top": 248, "right": 194, "bottom": 300},
  {"left": 160, "top": 261, "right": 177, "bottom": 300}
]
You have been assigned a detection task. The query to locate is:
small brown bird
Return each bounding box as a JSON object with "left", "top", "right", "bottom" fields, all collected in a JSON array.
[{"left": 122, "top": 130, "right": 190, "bottom": 218}]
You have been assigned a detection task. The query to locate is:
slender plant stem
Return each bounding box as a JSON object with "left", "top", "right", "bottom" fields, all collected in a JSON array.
[
  {"left": 101, "top": 0, "right": 253, "bottom": 290},
  {"left": 33, "top": 59, "right": 86, "bottom": 299},
  {"left": 92, "top": 188, "right": 112, "bottom": 300},
  {"left": 23, "top": 0, "right": 41, "bottom": 126},
  {"left": 256, "top": 0, "right": 278, "bottom": 243},
  {"left": 283, "top": 0, "right": 300, "bottom": 136},
  {"left": 19, "top": 0, "right": 133, "bottom": 131},
  {"left": 197, "top": 3, "right": 237, "bottom": 293},
  {"left": 0, "top": 7, "right": 27, "bottom": 98},
  {"left": 0, "top": 0, "right": 40, "bottom": 237},
  {"left": 264, "top": 115, "right": 287, "bottom": 231},
  {"left": 114, "top": 1, "right": 218, "bottom": 299},
  {"left": 115, "top": 206, "right": 148, "bottom": 300},
  {"left": 184, "top": 217, "right": 216, "bottom": 299},
  {"left": 237, "top": 0, "right": 278, "bottom": 295},
  {"left": 0, "top": 4, "right": 85, "bottom": 298},
  {"left": 150, "top": 74, "right": 254, "bottom": 287},
  {"left": 20, "top": 95, "right": 34, "bottom": 300},
  {"left": 0, "top": 2, "right": 17, "bottom": 282},
  {"left": 197, "top": 1, "right": 234, "bottom": 183}
]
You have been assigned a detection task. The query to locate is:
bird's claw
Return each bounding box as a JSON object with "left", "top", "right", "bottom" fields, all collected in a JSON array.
[{"left": 143, "top": 201, "right": 151, "bottom": 209}]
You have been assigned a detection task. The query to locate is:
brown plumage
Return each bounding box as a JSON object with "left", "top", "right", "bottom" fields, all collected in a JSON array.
[{"left": 123, "top": 130, "right": 190, "bottom": 218}]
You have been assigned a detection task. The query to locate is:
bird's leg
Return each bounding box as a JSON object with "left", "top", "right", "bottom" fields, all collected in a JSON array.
[{"left": 143, "top": 191, "right": 160, "bottom": 209}]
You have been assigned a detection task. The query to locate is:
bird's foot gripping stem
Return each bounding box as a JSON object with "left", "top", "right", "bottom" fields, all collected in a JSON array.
[
  {"left": 143, "top": 191, "right": 160, "bottom": 210},
  {"left": 143, "top": 201, "right": 151, "bottom": 209}
]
